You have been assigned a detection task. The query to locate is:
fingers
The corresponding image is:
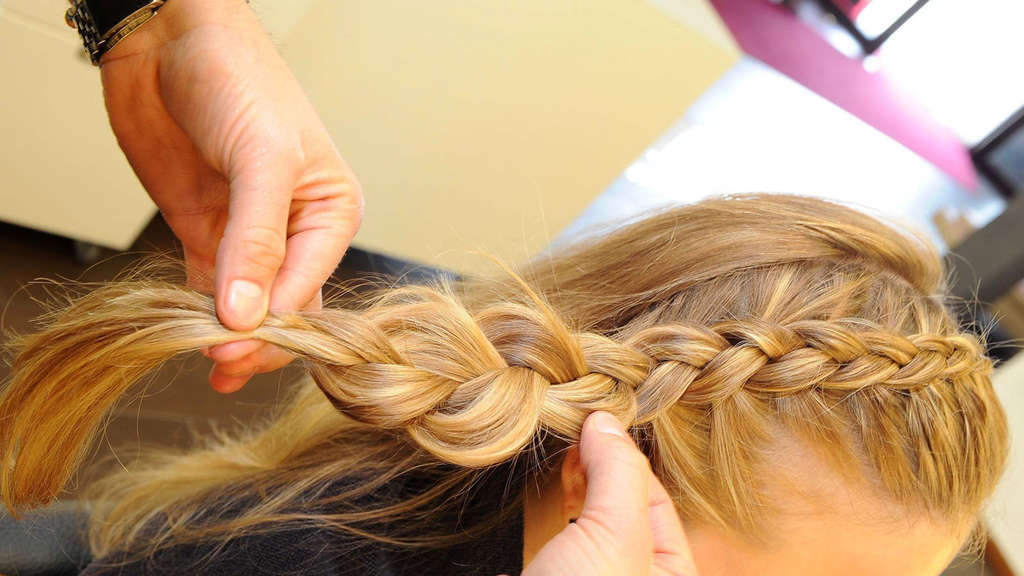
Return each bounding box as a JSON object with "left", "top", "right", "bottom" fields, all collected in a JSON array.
[
  {"left": 213, "top": 146, "right": 299, "bottom": 331},
  {"left": 576, "top": 412, "right": 654, "bottom": 573},
  {"left": 205, "top": 290, "right": 322, "bottom": 392},
  {"left": 207, "top": 140, "right": 298, "bottom": 392},
  {"left": 207, "top": 344, "right": 293, "bottom": 394},
  {"left": 208, "top": 162, "right": 358, "bottom": 391},
  {"left": 268, "top": 174, "right": 362, "bottom": 322},
  {"left": 578, "top": 411, "right": 698, "bottom": 576}
]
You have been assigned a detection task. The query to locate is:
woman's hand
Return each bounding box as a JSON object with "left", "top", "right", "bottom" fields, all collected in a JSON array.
[
  {"left": 522, "top": 412, "right": 698, "bottom": 576},
  {"left": 99, "top": 0, "right": 363, "bottom": 393}
]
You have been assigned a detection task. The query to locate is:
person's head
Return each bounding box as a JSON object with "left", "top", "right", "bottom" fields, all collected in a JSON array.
[
  {"left": 0, "top": 194, "right": 1008, "bottom": 574},
  {"left": 510, "top": 193, "right": 1007, "bottom": 574}
]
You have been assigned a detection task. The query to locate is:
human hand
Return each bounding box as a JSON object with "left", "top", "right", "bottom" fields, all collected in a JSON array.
[
  {"left": 98, "top": 0, "right": 363, "bottom": 392},
  {"left": 522, "top": 412, "right": 697, "bottom": 576}
]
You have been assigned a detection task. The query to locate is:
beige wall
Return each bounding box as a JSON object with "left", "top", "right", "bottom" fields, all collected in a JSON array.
[
  {"left": 649, "top": 0, "right": 739, "bottom": 54},
  {"left": 281, "top": 0, "right": 739, "bottom": 273},
  {"left": 0, "top": 1, "right": 318, "bottom": 250},
  {"left": 0, "top": 1, "right": 737, "bottom": 263},
  {"left": 0, "top": 5, "right": 157, "bottom": 249}
]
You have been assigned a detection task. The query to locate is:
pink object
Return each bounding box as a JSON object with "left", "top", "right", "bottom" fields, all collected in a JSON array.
[
  {"left": 831, "top": 0, "right": 872, "bottom": 20},
  {"left": 709, "top": 0, "right": 976, "bottom": 188}
]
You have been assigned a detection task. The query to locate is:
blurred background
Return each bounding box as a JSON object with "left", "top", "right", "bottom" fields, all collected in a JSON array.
[{"left": 0, "top": 1, "right": 1021, "bottom": 574}]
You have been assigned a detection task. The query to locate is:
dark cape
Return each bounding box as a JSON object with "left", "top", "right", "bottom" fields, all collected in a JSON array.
[
  {"left": 80, "top": 504, "right": 523, "bottom": 576},
  {"left": 3, "top": 465, "right": 525, "bottom": 576}
]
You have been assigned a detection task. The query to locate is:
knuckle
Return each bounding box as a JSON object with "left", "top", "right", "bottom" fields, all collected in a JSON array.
[
  {"left": 350, "top": 192, "right": 365, "bottom": 225},
  {"left": 337, "top": 180, "right": 365, "bottom": 225},
  {"left": 609, "top": 442, "right": 652, "bottom": 471},
  {"left": 232, "top": 224, "right": 286, "bottom": 273}
]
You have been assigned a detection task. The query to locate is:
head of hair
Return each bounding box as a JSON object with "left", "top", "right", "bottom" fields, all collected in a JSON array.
[{"left": 0, "top": 193, "right": 1008, "bottom": 559}]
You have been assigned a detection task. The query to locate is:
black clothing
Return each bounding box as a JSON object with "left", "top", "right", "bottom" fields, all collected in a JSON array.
[
  {"left": 80, "top": 508, "right": 523, "bottom": 576},
  {"left": 4, "top": 466, "right": 524, "bottom": 576}
]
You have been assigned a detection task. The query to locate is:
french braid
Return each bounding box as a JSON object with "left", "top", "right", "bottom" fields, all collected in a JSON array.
[
  {"left": 0, "top": 278, "right": 992, "bottom": 512},
  {"left": 0, "top": 193, "right": 1008, "bottom": 554}
]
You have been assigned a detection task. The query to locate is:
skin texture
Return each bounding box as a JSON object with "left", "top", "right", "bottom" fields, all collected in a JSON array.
[
  {"left": 100, "top": 0, "right": 364, "bottom": 392},
  {"left": 686, "top": 516, "right": 963, "bottom": 576},
  {"left": 525, "top": 430, "right": 971, "bottom": 576}
]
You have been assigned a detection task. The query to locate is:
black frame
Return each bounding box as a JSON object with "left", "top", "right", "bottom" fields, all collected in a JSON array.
[
  {"left": 812, "top": 0, "right": 932, "bottom": 54},
  {"left": 971, "top": 104, "right": 1024, "bottom": 199}
]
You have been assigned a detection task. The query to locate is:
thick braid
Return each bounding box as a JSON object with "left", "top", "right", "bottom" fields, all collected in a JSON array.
[
  {"left": 253, "top": 286, "right": 989, "bottom": 468},
  {"left": 1, "top": 195, "right": 1007, "bottom": 555},
  {"left": 266, "top": 287, "right": 645, "bottom": 465},
  {"left": 0, "top": 281, "right": 991, "bottom": 512}
]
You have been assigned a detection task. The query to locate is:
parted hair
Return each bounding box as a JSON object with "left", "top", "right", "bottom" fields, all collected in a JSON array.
[{"left": 0, "top": 194, "right": 1009, "bottom": 558}]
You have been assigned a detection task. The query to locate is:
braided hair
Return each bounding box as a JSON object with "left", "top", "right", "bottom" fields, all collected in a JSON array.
[{"left": 0, "top": 193, "right": 1007, "bottom": 555}]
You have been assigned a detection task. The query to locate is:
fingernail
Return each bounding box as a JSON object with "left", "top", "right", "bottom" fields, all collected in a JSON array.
[
  {"left": 589, "top": 411, "right": 629, "bottom": 440},
  {"left": 226, "top": 279, "right": 266, "bottom": 327}
]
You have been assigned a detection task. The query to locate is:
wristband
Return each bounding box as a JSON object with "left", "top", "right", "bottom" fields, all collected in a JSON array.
[{"left": 65, "top": 0, "right": 166, "bottom": 65}]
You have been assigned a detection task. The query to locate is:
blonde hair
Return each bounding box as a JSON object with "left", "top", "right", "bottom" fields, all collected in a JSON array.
[{"left": 0, "top": 194, "right": 1009, "bottom": 559}]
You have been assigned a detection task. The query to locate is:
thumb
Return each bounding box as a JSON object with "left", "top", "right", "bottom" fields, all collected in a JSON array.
[
  {"left": 214, "top": 149, "right": 298, "bottom": 330},
  {"left": 578, "top": 411, "right": 698, "bottom": 576},
  {"left": 576, "top": 411, "right": 654, "bottom": 567}
]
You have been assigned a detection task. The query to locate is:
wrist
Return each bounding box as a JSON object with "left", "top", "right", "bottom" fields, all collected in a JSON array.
[{"left": 100, "top": 0, "right": 256, "bottom": 64}]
